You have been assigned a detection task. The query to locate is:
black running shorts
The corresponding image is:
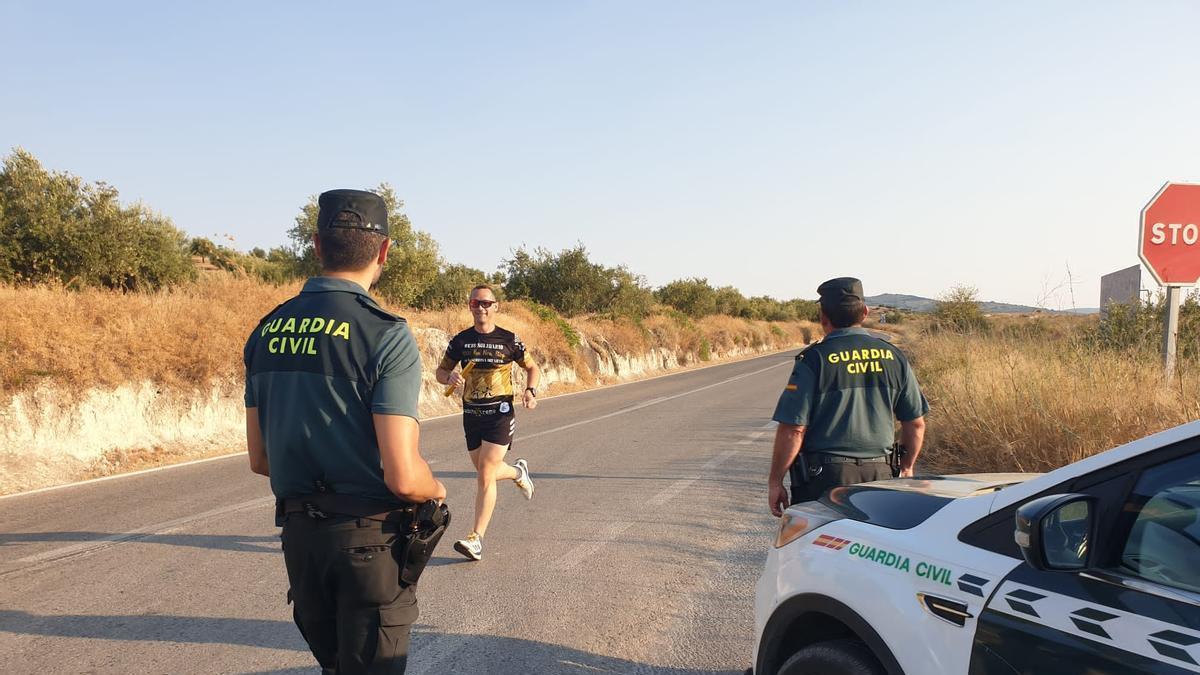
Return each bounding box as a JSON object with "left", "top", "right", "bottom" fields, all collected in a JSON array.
[{"left": 463, "top": 407, "right": 515, "bottom": 451}]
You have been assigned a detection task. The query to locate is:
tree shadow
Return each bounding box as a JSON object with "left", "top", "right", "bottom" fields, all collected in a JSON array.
[
  {"left": 244, "top": 630, "right": 746, "bottom": 675},
  {"left": 0, "top": 609, "right": 305, "bottom": 651},
  {"left": 0, "top": 532, "right": 279, "bottom": 554},
  {"left": 0, "top": 612, "right": 746, "bottom": 674}
]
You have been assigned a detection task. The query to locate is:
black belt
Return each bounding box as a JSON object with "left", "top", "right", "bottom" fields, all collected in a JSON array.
[
  {"left": 277, "top": 494, "right": 417, "bottom": 522},
  {"left": 809, "top": 453, "right": 889, "bottom": 465}
]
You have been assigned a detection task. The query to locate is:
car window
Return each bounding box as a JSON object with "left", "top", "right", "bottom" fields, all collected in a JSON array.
[{"left": 1116, "top": 452, "right": 1200, "bottom": 594}]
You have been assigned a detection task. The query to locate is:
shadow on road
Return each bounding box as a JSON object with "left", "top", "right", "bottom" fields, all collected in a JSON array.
[
  {"left": 244, "top": 629, "right": 746, "bottom": 675},
  {"left": 0, "top": 613, "right": 744, "bottom": 674},
  {"left": 0, "top": 532, "right": 279, "bottom": 553},
  {"left": 0, "top": 609, "right": 305, "bottom": 651}
]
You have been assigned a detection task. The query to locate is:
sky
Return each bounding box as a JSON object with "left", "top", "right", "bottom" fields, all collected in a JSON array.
[{"left": 3, "top": 1, "right": 1199, "bottom": 309}]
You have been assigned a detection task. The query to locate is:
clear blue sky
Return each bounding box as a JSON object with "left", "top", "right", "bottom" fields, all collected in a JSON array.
[{"left": 3, "top": 1, "right": 1198, "bottom": 308}]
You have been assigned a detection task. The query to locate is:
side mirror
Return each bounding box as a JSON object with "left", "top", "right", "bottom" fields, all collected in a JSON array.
[{"left": 1015, "top": 494, "right": 1096, "bottom": 572}]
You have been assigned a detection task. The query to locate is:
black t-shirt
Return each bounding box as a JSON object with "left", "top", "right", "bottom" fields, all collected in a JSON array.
[{"left": 439, "top": 326, "right": 528, "bottom": 410}]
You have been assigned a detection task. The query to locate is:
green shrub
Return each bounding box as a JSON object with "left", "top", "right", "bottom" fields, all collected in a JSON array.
[
  {"left": 526, "top": 301, "right": 581, "bottom": 348},
  {"left": 932, "top": 285, "right": 990, "bottom": 334}
]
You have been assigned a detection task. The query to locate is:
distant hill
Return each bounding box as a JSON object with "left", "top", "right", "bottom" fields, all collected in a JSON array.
[{"left": 865, "top": 293, "right": 1098, "bottom": 315}]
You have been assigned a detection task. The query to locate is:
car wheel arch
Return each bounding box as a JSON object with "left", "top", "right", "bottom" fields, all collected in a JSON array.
[{"left": 757, "top": 594, "right": 904, "bottom": 675}]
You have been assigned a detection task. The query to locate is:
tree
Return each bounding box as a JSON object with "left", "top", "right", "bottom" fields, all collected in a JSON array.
[
  {"left": 656, "top": 278, "right": 718, "bottom": 317},
  {"left": 287, "top": 184, "right": 440, "bottom": 306},
  {"left": 0, "top": 148, "right": 195, "bottom": 289}
]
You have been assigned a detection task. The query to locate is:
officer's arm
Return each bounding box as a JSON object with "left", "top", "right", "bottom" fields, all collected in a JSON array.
[
  {"left": 245, "top": 408, "right": 269, "bottom": 476},
  {"left": 374, "top": 414, "right": 447, "bottom": 502},
  {"left": 899, "top": 417, "right": 925, "bottom": 473},
  {"left": 769, "top": 423, "right": 805, "bottom": 487}
]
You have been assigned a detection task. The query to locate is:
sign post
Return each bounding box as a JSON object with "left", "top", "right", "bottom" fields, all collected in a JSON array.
[{"left": 1139, "top": 181, "right": 1200, "bottom": 380}]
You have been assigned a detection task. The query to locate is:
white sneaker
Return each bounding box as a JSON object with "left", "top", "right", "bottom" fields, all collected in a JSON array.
[
  {"left": 453, "top": 532, "right": 482, "bottom": 561},
  {"left": 513, "top": 458, "right": 534, "bottom": 500}
]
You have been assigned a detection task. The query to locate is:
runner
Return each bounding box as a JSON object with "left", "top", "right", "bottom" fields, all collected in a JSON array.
[{"left": 435, "top": 284, "right": 540, "bottom": 561}]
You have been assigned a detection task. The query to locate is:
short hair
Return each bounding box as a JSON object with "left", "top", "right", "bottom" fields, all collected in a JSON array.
[
  {"left": 470, "top": 284, "right": 497, "bottom": 298},
  {"left": 318, "top": 212, "right": 387, "bottom": 271},
  {"left": 821, "top": 300, "right": 867, "bottom": 329}
]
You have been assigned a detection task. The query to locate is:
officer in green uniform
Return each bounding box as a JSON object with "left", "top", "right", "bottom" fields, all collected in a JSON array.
[
  {"left": 244, "top": 189, "right": 447, "bottom": 674},
  {"left": 768, "top": 277, "right": 928, "bottom": 516}
]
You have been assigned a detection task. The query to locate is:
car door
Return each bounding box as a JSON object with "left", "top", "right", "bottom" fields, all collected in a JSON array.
[{"left": 969, "top": 445, "right": 1200, "bottom": 674}]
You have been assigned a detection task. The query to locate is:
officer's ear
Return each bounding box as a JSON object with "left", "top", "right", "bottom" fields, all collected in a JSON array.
[
  {"left": 312, "top": 233, "right": 323, "bottom": 259},
  {"left": 376, "top": 238, "right": 391, "bottom": 266}
]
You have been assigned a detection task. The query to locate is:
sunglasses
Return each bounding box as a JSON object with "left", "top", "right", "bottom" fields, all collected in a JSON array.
[{"left": 469, "top": 299, "right": 497, "bottom": 309}]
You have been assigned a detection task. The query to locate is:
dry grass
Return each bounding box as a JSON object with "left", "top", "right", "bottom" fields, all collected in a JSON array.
[
  {"left": 0, "top": 276, "right": 295, "bottom": 395},
  {"left": 2, "top": 277, "right": 809, "bottom": 401},
  {"left": 912, "top": 323, "right": 1200, "bottom": 474}
]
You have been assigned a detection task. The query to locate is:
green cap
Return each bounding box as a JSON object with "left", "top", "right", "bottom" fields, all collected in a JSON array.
[{"left": 817, "top": 277, "right": 864, "bottom": 310}]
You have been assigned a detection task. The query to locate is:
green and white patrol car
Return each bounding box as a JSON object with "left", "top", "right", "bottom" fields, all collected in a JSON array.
[{"left": 752, "top": 420, "right": 1200, "bottom": 675}]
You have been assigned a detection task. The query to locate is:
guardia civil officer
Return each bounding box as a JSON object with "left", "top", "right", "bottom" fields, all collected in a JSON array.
[
  {"left": 244, "top": 189, "right": 447, "bottom": 674},
  {"left": 767, "top": 277, "right": 927, "bottom": 516}
]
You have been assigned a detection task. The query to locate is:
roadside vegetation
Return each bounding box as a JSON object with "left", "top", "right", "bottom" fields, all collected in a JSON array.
[
  {"left": 893, "top": 287, "right": 1200, "bottom": 474},
  {"left": 4, "top": 148, "right": 1197, "bottom": 481},
  {"left": 0, "top": 149, "right": 814, "bottom": 399}
]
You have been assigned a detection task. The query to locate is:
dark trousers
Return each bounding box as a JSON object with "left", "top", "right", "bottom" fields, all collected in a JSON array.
[
  {"left": 281, "top": 515, "right": 419, "bottom": 674},
  {"left": 790, "top": 457, "right": 892, "bottom": 504}
]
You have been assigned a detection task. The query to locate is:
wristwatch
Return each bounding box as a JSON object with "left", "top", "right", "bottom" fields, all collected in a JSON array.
[{"left": 525, "top": 387, "right": 537, "bottom": 397}]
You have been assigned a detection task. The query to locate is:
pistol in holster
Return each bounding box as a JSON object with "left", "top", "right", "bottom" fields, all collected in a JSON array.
[
  {"left": 792, "top": 453, "right": 822, "bottom": 485},
  {"left": 888, "top": 443, "right": 909, "bottom": 478},
  {"left": 396, "top": 500, "right": 451, "bottom": 586}
]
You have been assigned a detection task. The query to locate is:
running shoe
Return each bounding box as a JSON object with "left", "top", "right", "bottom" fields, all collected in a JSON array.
[
  {"left": 453, "top": 532, "right": 482, "bottom": 561},
  {"left": 513, "top": 458, "right": 534, "bottom": 500}
]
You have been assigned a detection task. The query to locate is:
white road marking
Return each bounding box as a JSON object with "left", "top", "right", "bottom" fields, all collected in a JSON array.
[
  {"left": 522, "top": 362, "right": 787, "bottom": 442},
  {"left": 550, "top": 419, "right": 775, "bottom": 573}
]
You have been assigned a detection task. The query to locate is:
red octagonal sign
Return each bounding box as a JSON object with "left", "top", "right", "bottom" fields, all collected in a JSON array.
[{"left": 1140, "top": 182, "right": 1200, "bottom": 286}]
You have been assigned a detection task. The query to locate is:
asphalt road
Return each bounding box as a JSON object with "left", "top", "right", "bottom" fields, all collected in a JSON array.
[{"left": 0, "top": 351, "right": 793, "bottom": 674}]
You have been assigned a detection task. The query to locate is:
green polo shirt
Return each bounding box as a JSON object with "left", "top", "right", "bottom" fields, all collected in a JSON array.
[
  {"left": 243, "top": 277, "right": 422, "bottom": 500},
  {"left": 772, "top": 327, "right": 928, "bottom": 458}
]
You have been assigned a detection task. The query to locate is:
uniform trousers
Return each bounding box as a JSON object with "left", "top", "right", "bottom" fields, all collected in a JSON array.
[
  {"left": 790, "top": 456, "right": 891, "bottom": 504},
  {"left": 281, "top": 515, "right": 419, "bottom": 674}
]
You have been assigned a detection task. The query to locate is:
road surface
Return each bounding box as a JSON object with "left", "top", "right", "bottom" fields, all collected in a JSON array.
[{"left": 0, "top": 351, "right": 794, "bottom": 674}]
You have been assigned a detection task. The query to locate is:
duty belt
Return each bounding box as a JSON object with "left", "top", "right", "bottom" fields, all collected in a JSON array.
[
  {"left": 810, "top": 453, "right": 889, "bottom": 465},
  {"left": 277, "top": 493, "right": 417, "bottom": 523}
]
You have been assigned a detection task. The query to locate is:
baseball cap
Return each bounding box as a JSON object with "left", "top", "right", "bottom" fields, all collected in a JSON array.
[
  {"left": 316, "top": 189, "right": 388, "bottom": 236},
  {"left": 817, "top": 277, "right": 865, "bottom": 309}
]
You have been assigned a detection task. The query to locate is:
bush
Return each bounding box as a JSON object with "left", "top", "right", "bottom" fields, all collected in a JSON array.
[
  {"left": 932, "top": 285, "right": 990, "bottom": 333},
  {"left": 0, "top": 149, "right": 196, "bottom": 290},
  {"left": 413, "top": 263, "right": 492, "bottom": 310},
  {"left": 503, "top": 244, "right": 652, "bottom": 318},
  {"left": 1085, "top": 292, "right": 1200, "bottom": 359}
]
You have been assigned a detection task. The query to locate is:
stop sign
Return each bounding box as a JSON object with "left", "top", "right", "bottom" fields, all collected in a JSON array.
[{"left": 1140, "top": 182, "right": 1200, "bottom": 286}]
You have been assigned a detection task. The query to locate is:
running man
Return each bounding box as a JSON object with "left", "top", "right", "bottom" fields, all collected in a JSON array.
[{"left": 435, "top": 284, "right": 540, "bottom": 561}]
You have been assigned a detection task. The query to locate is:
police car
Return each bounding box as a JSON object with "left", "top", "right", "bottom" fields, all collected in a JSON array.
[{"left": 752, "top": 420, "right": 1200, "bottom": 674}]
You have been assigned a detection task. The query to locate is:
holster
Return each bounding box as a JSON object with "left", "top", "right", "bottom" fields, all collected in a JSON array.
[
  {"left": 396, "top": 501, "right": 451, "bottom": 587},
  {"left": 888, "top": 443, "right": 909, "bottom": 478}
]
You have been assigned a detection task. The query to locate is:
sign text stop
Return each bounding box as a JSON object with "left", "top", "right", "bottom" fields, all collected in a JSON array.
[{"left": 1140, "top": 182, "right": 1200, "bottom": 286}]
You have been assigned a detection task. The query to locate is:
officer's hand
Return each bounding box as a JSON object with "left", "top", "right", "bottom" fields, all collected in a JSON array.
[
  {"left": 899, "top": 466, "right": 914, "bottom": 478},
  {"left": 523, "top": 390, "right": 537, "bottom": 410},
  {"left": 769, "top": 481, "right": 789, "bottom": 517}
]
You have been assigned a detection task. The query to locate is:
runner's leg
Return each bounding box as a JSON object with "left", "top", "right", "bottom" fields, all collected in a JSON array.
[{"left": 468, "top": 441, "right": 518, "bottom": 537}]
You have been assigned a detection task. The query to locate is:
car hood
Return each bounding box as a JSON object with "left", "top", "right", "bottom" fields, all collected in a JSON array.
[{"left": 822, "top": 473, "right": 1040, "bottom": 530}]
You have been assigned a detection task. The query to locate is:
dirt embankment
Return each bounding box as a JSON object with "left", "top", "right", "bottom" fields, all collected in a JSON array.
[{"left": 0, "top": 278, "right": 814, "bottom": 495}]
